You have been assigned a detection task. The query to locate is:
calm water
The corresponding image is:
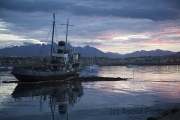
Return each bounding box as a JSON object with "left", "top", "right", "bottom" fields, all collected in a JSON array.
[{"left": 0, "top": 65, "right": 180, "bottom": 120}]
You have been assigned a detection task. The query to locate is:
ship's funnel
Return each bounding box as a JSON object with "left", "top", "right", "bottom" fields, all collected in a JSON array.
[{"left": 57, "top": 41, "right": 66, "bottom": 53}]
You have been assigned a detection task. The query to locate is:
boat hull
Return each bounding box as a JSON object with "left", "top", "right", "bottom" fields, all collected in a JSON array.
[
  {"left": 12, "top": 72, "right": 78, "bottom": 82},
  {"left": 11, "top": 66, "right": 80, "bottom": 82}
]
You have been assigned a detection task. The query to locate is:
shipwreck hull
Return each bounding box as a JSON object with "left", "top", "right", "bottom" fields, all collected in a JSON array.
[{"left": 12, "top": 72, "right": 78, "bottom": 82}]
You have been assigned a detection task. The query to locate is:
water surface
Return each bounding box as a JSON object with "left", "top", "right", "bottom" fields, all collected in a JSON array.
[{"left": 0, "top": 65, "right": 180, "bottom": 120}]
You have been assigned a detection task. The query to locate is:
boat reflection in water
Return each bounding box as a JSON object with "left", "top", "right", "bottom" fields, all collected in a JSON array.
[{"left": 11, "top": 82, "right": 83, "bottom": 120}]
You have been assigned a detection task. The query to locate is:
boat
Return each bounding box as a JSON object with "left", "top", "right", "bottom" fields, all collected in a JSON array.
[
  {"left": 126, "top": 53, "right": 138, "bottom": 68},
  {"left": 85, "top": 64, "right": 99, "bottom": 72},
  {"left": 0, "top": 58, "right": 13, "bottom": 71},
  {"left": 126, "top": 64, "right": 138, "bottom": 68},
  {"left": 85, "top": 55, "right": 99, "bottom": 71},
  {"left": 11, "top": 13, "right": 82, "bottom": 82},
  {"left": 0, "top": 66, "right": 13, "bottom": 71},
  {"left": 0, "top": 66, "right": 8, "bottom": 71}
]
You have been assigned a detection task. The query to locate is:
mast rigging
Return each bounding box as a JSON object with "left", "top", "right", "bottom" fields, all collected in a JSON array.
[{"left": 61, "top": 19, "right": 74, "bottom": 50}]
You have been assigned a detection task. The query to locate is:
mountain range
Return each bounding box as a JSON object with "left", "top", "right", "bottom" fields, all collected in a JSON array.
[{"left": 0, "top": 43, "right": 176, "bottom": 58}]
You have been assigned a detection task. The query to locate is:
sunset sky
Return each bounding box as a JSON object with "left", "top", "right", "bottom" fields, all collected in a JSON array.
[{"left": 0, "top": 0, "right": 180, "bottom": 54}]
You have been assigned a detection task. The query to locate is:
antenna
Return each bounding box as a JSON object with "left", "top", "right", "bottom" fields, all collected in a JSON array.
[{"left": 61, "top": 19, "right": 74, "bottom": 50}]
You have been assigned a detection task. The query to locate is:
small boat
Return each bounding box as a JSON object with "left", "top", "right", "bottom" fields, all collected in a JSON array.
[
  {"left": 127, "top": 55, "right": 138, "bottom": 68},
  {"left": 0, "top": 66, "right": 13, "bottom": 71},
  {"left": 85, "top": 65, "right": 99, "bottom": 72},
  {"left": 126, "top": 64, "right": 138, "bottom": 68},
  {"left": 85, "top": 55, "right": 99, "bottom": 71},
  {"left": 11, "top": 13, "right": 82, "bottom": 82}
]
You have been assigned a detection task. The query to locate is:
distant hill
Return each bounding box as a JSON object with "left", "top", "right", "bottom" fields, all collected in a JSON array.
[
  {"left": 123, "top": 49, "right": 175, "bottom": 58},
  {"left": 0, "top": 43, "right": 176, "bottom": 58}
]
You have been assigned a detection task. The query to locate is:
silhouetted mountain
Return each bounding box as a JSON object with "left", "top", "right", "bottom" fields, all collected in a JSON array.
[
  {"left": 123, "top": 49, "right": 175, "bottom": 58},
  {"left": 106, "top": 52, "right": 123, "bottom": 58},
  {"left": 73, "top": 45, "right": 108, "bottom": 57},
  {"left": 0, "top": 43, "right": 176, "bottom": 58},
  {"left": 0, "top": 43, "right": 51, "bottom": 57},
  {"left": 0, "top": 43, "right": 110, "bottom": 57}
]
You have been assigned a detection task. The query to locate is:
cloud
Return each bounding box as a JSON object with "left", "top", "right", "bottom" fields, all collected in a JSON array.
[
  {"left": 0, "top": 0, "right": 71, "bottom": 12},
  {"left": 0, "top": 0, "right": 179, "bottom": 21},
  {"left": 70, "top": 6, "right": 179, "bottom": 21},
  {"left": 0, "top": 0, "right": 180, "bottom": 54}
]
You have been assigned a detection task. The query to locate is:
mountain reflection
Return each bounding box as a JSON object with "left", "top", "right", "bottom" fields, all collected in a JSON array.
[{"left": 11, "top": 82, "right": 83, "bottom": 119}]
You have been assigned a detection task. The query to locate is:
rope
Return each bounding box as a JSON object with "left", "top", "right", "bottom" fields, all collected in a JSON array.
[{"left": 39, "top": 23, "right": 53, "bottom": 56}]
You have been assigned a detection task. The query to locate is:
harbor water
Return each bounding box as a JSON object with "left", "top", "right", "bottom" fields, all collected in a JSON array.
[{"left": 0, "top": 65, "right": 180, "bottom": 120}]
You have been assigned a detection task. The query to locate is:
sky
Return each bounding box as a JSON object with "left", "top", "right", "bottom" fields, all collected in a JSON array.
[{"left": 0, "top": 0, "right": 180, "bottom": 54}]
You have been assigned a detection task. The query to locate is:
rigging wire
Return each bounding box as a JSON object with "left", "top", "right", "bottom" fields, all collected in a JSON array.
[
  {"left": 46, "top": 23, "right": 53, "bottom": 43},
  {"left": 39, "top": 23, "right": 53, "bottom": 56}
]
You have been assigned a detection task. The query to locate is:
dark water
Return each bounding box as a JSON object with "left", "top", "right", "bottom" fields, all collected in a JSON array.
[{"left": 0, "top": 65, "right": 180, "bottom": 120}]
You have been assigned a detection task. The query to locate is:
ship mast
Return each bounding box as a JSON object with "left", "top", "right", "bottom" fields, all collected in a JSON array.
[
  {"left": 61, "top": 19, "right": 74, "bottom": 50},
  {"left": 50, "top": 13, "right": 55, "bottom": 62}
]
